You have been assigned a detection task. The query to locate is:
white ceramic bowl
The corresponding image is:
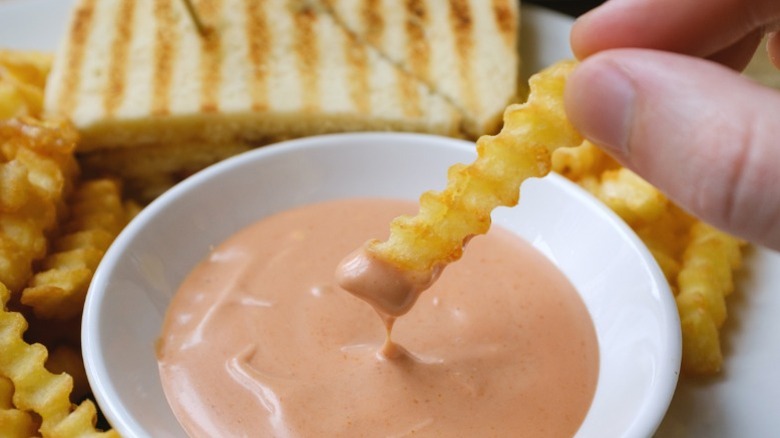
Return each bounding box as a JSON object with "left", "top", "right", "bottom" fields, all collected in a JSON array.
[{"left": 83, "top": 132, "right": 681, "bottom": 438}]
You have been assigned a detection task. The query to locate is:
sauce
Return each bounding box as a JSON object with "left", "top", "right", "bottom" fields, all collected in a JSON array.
[
  {"left": 337, "top": 247, "right": 440, "bottom": 319},
  {"left": 157, "top": 198, "right": 599, "bottom": 437}
]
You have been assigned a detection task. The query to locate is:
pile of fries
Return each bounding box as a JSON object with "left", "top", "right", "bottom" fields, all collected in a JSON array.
[
  {"left": 553, "top": 141, "right": 745, "bottom": 374},
  {"left": 0, "top": 51, "right": 134, "bottom": 437},
  {"left": 0, "top": 49, "right": 746, "bottom": 436}
]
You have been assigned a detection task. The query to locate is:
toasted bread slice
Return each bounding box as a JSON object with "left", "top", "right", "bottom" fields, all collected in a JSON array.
[
  {"left": 44, "top": 0, "right": 520, "bottom": 199},
  {"left": 324, "top": 0, "right": 520, "bottom": 136}
]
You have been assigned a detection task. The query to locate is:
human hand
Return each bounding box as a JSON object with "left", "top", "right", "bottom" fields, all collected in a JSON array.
[{"left": 564, "top": 0, "right": 780, "bottom": 250}]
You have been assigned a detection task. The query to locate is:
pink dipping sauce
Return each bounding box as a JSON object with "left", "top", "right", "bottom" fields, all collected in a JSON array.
[{"left": 157, "top": 198, "right": 599, "bottom": 437}]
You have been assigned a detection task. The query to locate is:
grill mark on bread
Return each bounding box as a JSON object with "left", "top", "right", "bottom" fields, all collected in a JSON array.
[
  {"left": 344, "top": 0, "right": 382, "bottom": 113},
  {"left": 49, "top": 0, "right": 519, "bottom": 153},
  {"left": 294, "top": 5, "right": 319, "bottom": 112},
  {"left": 345, "top": 32, "right": 369, "bottom": 113},
  {"left": 362, "top": 0, "right": 383, "bottom": 46},
  {"left": 152, "top": 0, "right": 177, "bottom": 116},
  {"left": 198, "top": 0, "right": 222, "bottom": 113},
  {"left": 244, "top": 0, "right": 270, "bottom": 111},
  {"left": 405, "top": 0, "right": 429, "bottom": 82},
  {"left": 56, "top": 0, "right": 97, "bottom": 115},
  {"left": 401, "top": 0, "right": 428, "bottom": 117},
  {"left": 449, "top": 0, "right": 478, "bottom": 116},
  {"left": 104, "top": 0, "right": 136, "bottom": 117},
  {"left": 492, "top": 0, "right": 516, "bottom": 47}
]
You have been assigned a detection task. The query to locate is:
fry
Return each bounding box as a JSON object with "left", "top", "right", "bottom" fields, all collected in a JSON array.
[
  {"left": 46, "top": 345, "right": 90, "bottom": 403},
  {"left": 0, "top": 118, "right": 79, "bottom": 293},
  {"left": 0, "top": 282, "right": 118, "bottom": 437},
  {"left": 676, "top": 222, "right": 745, "bottom": 374},
  {"left": 23, "top": 179, "right": 128, "bottom": 320},
  {"left": 594, "top": 168, "right": 669, "bottom": 226},
  {"left": 551, "top": 139, "right": 617, "bottom": 180},
  {"left": 0, "top": 375, "right": 39, "bottom": 438},
  {"left": 0, "top": 50, "right": 51, "bottom": 119},
  {"left": 368, "top": 60, "right": 583, "bottom": 274}
]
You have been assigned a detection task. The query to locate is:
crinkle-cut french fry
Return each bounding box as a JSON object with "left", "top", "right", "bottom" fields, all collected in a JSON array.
[
  {"left": 0, "top": 51, "right": 51, "bottom": 120},
  {"left": 368, "top": 60, "right": 583, "bottom": 273},
  {"left": 632, "top": 205, "right": 695, "bottom": 285},
  {"left": 46, "top": 345, "right": 90, "bottom": 404},
  {"left": 0, "top": 283, "right": 118, "bottom": 437},
  {"left": 688, "top": 222, "right": 743, "bottom": 273},
  {"left": 678, "top": 306, "right": 723, "bottom": 375},
  {"left": 594, "top": 168, "right": 669, "bottom": 226},
  {"left": 676, "top": 221, "right": 746, "bottom": 375},
  {"left": 0, "top": 375, "right": 39, "bottom": 438},
  {"left": 0, "top": 50, "right": 52, "bottom": 89},
  {"left": 0, "top": 240, "right": 34, "bottom": 295},
  {"left": 22, "top": 269, "right": 93, "bottom": 320},
  {"left": 0, "top": 119, "right": 80, "bottom": 204},
  {"left": 0, "top": 159, "right": 34, "bottom": 212},
  {"left": 22, "top": 178, "right": 128, "bottom": 320},
  {"left": 551, "top": 139, "right": 618, "bottom": 181},
  {"left": 0, "top": 118, "right": 79, "bottom": 293},
  {"left": 0, "top": 213, "right": 47, "bottom": 260},
  {"left": 0, "top": 82, "right": 32, "bottom": 119},
  {"left": 53, "top": 229, "right": 114, "bottom": 253}
]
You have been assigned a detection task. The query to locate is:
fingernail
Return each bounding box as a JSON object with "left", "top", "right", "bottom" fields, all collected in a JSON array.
[{"left": 565, "top": 58, "right": 636, "bottom": 157}]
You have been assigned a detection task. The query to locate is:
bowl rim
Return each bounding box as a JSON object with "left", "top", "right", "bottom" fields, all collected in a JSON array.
[{"left": 82, "top": 131, "right": 681, "bottom": 438}]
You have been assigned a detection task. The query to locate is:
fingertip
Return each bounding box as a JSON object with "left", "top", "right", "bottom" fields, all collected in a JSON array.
[
  {"left": 569, "top": 12, "right": 596, "bottom": 60},
  {"left": 569, "top": 6, "right": 615, "bottom": 60},
  {"left": 568, "top": 0, "right": 641, "bottom": 60}
]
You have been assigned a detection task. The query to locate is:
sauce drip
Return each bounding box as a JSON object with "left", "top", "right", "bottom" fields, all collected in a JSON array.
[{"left": 336, "top": 248, "right": 442, "bottom": 357}]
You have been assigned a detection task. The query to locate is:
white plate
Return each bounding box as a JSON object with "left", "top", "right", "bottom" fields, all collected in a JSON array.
[{"left": 2, "top": 1, "right": 779, "bottom": 436}]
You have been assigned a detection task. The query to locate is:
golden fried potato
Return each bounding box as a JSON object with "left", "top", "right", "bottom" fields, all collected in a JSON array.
[
  {"left": 634, "top": 211, "right": 689, "bottom": 285},
  {"left": 0, "top": 375, "right": 39, "bottom": 438},
  {"left": 593, "top": 168, "right": 669, "bottom": 226},
  {"left": 678, "top": 306, "right": 723, "bottom": 375},
  {"left": 0, "top": 50, "right": 51, "bottom": 119},
  {"left": 46, "top": 345, "right": 90, "bottom": 403},
  {"left": 551, "top": 140, "right": 617, "bottom": 181},
  {"left": 23, "top": 179, "right": 128, "bottom": 320},
  {"left": 0, "top": 239, "right": 35, "bottom": 295},
  {"left": 0, "top": 82, "right": 35, "bottom": 120},
  {"left": 0, "top": 159, "right": 34, "bottom": 212},
  {"left": 0, "top": 214, "right": 47, "bottom": 260},
  {"left": 0, "top": 118, "right": 79, "bottom": 293},
  {"left": 0, "top": 50, "right": 52, "bottom": 89},
  {"left": 675, "top": 222, "right": 745, "bottom": 374},
  {"left": 369, "top": 60, "right": 583, "bottom": 273},
  {"left": 0, "top": 283, "right": 118, "bottom": 437}
]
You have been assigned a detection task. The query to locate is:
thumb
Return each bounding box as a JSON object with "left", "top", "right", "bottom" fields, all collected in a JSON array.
[{"left": 564, "top": 49, "right": 780, "bottom": 250}]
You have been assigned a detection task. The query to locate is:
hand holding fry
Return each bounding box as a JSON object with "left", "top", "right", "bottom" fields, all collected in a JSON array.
[{"left": 566, "top": 0, "right": 780, "bottom": 250}]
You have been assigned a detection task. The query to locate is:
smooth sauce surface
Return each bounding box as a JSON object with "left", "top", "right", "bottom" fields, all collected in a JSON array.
[{"left": 157, "top": 198, "right": 599, "bottom": 437}]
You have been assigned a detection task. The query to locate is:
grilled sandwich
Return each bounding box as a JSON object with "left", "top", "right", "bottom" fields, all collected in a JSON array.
[{"left": 44, "top": 0, "right": 520, "bottom": 199}]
